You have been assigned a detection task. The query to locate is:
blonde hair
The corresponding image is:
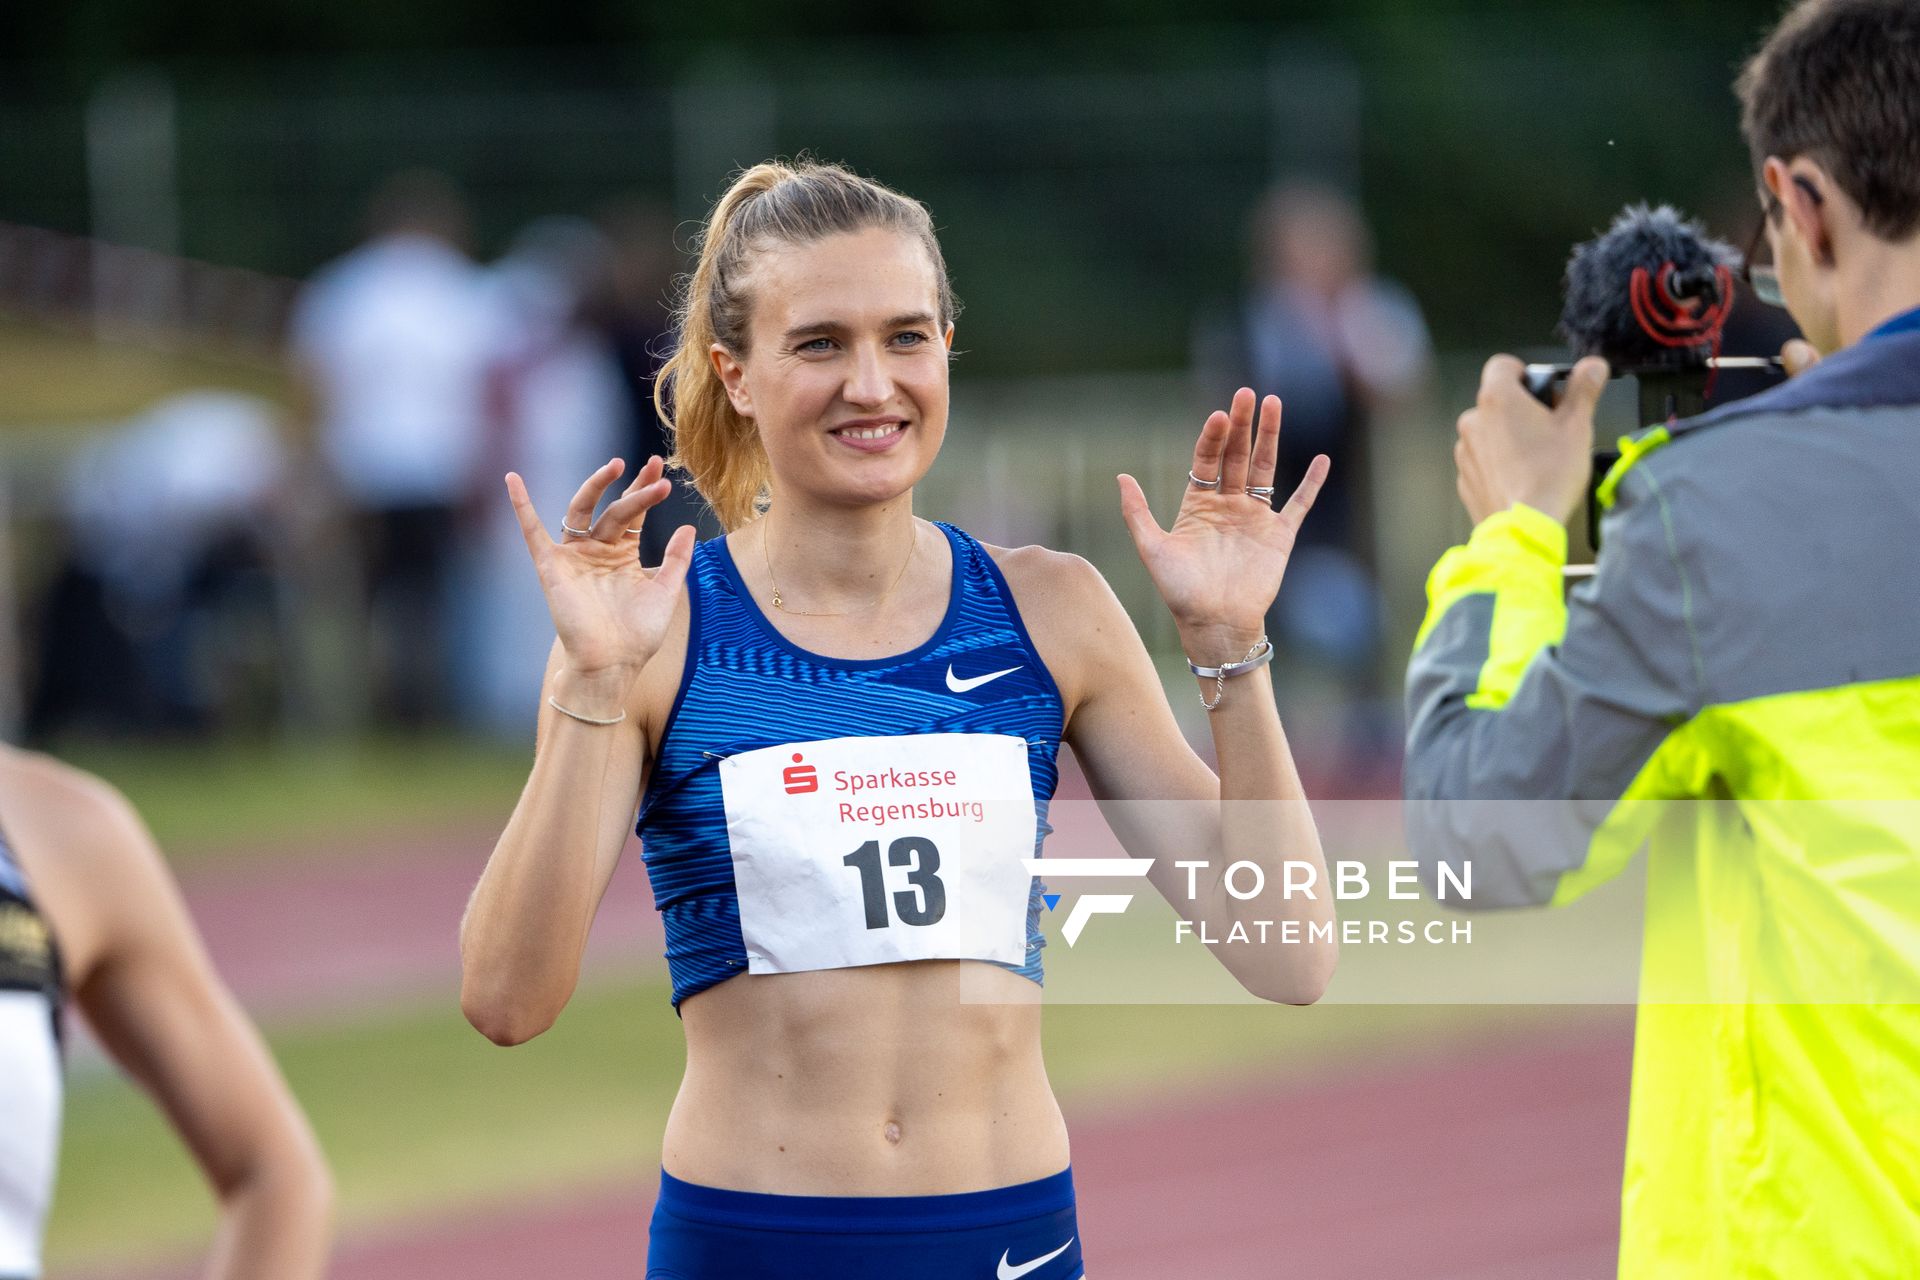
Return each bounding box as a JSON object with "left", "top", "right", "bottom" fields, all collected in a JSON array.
[{"left": 653, "top": 158, "right": 959, "bottom": 530}]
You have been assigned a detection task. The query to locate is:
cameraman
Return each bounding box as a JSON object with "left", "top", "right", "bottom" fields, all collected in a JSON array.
[{"left": 1403, "top": 0, "right": 1920, "bottom": 1273}]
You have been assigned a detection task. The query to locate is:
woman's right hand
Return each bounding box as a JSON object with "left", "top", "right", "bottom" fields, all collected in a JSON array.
[{"left": 506, "top": 455, "right": 696, "bottom": 692}]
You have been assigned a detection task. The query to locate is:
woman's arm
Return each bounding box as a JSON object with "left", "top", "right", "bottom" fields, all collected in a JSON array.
[
  {"left": 459, "top": 649, "right": 653, "bottom": 1044},
  {"left": 1020, "top": 552, "right": 1335, "bottom": 1005},
  {"left": 459, "top": 456, "right": 695, "bottom": 1044},
  {"left": 1016, "top": 390, "right": 1337, "bottom": 1003},
  {"left": 16, "top": 756, "right": 332, "bottom": 1278}
]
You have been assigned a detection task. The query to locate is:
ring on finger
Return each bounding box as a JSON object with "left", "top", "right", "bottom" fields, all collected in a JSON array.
[
  {"left": 1187, "top": 469, "right": 1222, "bottom": 491},
  {"left": 1244, "top": 485, "right": 1277, "bottom": 501},
  {"left": 624, "top": 528, "right": 643, "bottom": 536},
  {"left": 560, "top": 521, "right": 592, "bottom": 538}
]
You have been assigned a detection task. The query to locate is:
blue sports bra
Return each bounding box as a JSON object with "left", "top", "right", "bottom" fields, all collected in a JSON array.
[{"left": 635, "top": 522, "right": 1064, "bottom": 1008}]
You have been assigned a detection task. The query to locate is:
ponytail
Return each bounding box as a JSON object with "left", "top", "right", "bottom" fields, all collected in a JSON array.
[{"left": 654, "top": 158, "right": 957, "bottom": 531}]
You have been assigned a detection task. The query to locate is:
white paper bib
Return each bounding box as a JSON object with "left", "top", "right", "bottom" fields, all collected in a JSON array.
[{"left": 719, "top": 733, "right": 1037, "bottom": 975}]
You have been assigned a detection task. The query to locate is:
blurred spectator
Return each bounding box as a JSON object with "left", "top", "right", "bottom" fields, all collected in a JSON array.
[
  {"left": 30, "top": 391, "right": 288, "bottom": 738},
  {"left": 288, "top": 171, "right": 494, "bottom": 727},
  {"left": 596, "top": 196, "right": 718, "bottom": 561},
  {"left": 1194, "top": 180, "right": 1433, "bottom": 779},
  {"left": 459, "top": 217, "right": 628, "bottom": 736}
]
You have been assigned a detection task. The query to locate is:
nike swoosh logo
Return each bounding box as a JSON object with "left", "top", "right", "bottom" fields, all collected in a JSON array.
[
  {"left": 998, "top": 1238, "right": 1074, "bottom": 1279},
  {"left": 946, "top": 663, "right": 1021, "bottom": 694}
]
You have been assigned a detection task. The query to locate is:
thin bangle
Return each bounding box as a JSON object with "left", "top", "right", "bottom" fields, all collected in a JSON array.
[
  {"left": 1187, "top": 637, "right": 1275, "bottom": 712},
  {"left": 548, "top": 696, "right": 627, "bottom": 726}
]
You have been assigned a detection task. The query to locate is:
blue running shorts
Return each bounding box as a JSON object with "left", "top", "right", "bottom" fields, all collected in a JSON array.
[{"left": 646, "top": 1166, "right": 1085, "bottom": 1279}]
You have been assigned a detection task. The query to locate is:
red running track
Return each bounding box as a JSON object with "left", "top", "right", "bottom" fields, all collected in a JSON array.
[
  {"left": 151, "top": 751, "right": 1375, "bottom": 1028},
  {"left": 162, "top": 828, "right": 663, "bottom": 1024},
  {"left": 89, "top": 1015, "right": 1630, "bottom": 1279}
]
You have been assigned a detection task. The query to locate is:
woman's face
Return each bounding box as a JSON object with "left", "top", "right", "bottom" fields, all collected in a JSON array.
[{"left": 712, "top": 227, "right": 952, "bottom": 513}]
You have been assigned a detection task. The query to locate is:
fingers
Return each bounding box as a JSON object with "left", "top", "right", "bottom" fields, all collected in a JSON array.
[
  {"left": 1275, "top": 454, "right": 1330, "bottom": 531},
  {"left": 1189, "top": 409, "right": 1231, "bottom": 484},
  {"left": 1218, "top": 388, "right": 1257, "bottom": 493},
  {"left": 649, "top": 524, "right": 698, "bottom": 593},
  {"left": 1781, "top": 338, "right": 1821, "bottom": 378},
  {"left": 1557, "top": 356, "right": 1611, "bottom": 422},
  {"left": 504, "top": 472, "right": 551, "bottom": 562},
  {"left": 1246, "top": 395, "right": 1282, "bottom": 497},
  {"left": 592, "top": 457, "right": 673, "bottom": 541},
  {"left": 1478, "top": 353, "right": 1527, "bottom": 403},
  {"left": 1116, "top": 474, "right": 1165, "bottom": 555},
  {"left": 1453, "top": 436, "right": 1482, "bottom": 523},
  {"left": 563, "top": 457, "right": 628, "bottom": 535},
  {"left": 1453, "top": 409, "right": 1493, "bottom": 522},
  {"left": 619, "top": 454, "right": 667, "bottom": 499},
  {"left": 593, "top": 476, "right": 673, "bottom": 541}
]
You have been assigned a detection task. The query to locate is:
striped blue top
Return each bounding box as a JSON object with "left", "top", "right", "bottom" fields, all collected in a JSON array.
[{"left": 635, "top": 521, "right": 1064, "bottom": 1008}]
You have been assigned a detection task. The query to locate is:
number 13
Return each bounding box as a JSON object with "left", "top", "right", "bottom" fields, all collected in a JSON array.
[{"left": 843, "top": 836, "right": 948, "bottom": 929}]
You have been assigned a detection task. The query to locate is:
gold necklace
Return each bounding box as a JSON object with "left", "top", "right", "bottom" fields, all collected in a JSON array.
[{"left": 762, "top": 520, "right": 917, "bottom": 617}]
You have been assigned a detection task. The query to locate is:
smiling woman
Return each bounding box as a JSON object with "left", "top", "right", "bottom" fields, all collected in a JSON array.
[
  {"left": 458, "top": 157, "right": 1339, "bottom": 1280},
  {"left": 653, "top": 160, "right": 960, "bottom": 535}
]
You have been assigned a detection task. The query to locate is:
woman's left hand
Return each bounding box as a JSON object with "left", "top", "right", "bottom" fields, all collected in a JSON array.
[{"left": 1117, "top": 388, "right": 1329, "bottom": 662}]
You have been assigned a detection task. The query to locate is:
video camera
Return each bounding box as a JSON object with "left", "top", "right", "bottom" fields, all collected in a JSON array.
[{"left": 1523, "top": 204, "right": 1781, "bottom": 551}]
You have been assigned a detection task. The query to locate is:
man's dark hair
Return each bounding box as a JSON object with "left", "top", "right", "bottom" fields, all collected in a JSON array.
[{"left": 1738, "top": 0, "right": 1920, "bottom": 240}]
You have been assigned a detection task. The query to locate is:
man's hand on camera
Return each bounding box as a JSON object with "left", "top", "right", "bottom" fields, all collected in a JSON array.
[
  {"left": 1454, "top": 354, "right": 1609, "bottom": 527},
  {"left": 1781, "top": 338, "right": 1821, "bottom": 378}
]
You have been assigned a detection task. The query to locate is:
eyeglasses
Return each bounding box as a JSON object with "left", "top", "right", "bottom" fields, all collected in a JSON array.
[{"left": 1740, "top": 175, "right": 1823, "bottom": 310}]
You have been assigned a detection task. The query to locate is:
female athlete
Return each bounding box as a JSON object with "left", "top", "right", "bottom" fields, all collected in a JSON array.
[
  {"left": 460, "top": 159, "right": 1337, "bottom": 1280},
  {"left": 0, "top": 748, "right": 331, "bottom": 1278}
]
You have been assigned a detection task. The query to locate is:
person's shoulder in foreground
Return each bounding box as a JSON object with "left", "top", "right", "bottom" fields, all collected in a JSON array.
[{"left": 0, "top": 746, "right": 333, "bottom": 1280}]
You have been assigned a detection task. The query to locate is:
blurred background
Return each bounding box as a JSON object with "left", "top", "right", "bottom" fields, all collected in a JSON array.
[{"left": 1, "top": 1, "right": 1791, "bottom": 1275}]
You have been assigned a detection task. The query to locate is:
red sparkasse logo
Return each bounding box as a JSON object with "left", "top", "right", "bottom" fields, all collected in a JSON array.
[{"left": 783, "top": 753, "right": 818, "bottom": 795}]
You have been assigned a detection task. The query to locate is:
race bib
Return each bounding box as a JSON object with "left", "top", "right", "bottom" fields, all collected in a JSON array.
[{"left": 719, "top": 733, "right": 1037, "bottom": 975}]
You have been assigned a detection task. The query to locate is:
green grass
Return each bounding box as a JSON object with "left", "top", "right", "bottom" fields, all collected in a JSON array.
[
  {"left": 52, "top": 734, "right": 534, "bottom": 867},
  {"left": 49, "top": 978, "right": 681, "bottom": 1268},
  {"left": 0, "top": 316, "right": 288, "bottom": 428},
  {"left": 1040, "top": 1000, "right": 1581, "bottom": 1101},
  {"left": 47, "top": 975, "right": 1608, "bottom": 1270}
]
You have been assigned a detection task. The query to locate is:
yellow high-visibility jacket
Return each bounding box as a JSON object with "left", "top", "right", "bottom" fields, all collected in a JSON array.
[{"left": 1405, "top": 319, "right": 1920, "bottom": 1277}]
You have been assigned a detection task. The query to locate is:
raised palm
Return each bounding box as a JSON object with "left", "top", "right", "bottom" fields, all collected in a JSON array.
[
  {"left": 1117, "top": 389, "right": 1329, "bottom": 649},
  {"left": 506, "top": 455, "right": 696, "bottom": 678}
]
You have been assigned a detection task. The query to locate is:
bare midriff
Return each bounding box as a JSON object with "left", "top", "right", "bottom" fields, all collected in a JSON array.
[{"left": 662, "top": 960, "right": 1069, "bottom": 1196}]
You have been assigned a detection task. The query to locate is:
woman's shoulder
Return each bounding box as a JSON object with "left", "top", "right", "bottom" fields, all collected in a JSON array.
[
  {"left": 970, "top": 536, "right": 1114, "bottom": 610},
  {"left": 0, "top": 747, "right": 143, "bottom": 854},
  {"left": 0, "top": 746, "right": 173, "bottom": 981},
  {"left": 966, "top": 537, "right": 1134, "bottom": 710}
]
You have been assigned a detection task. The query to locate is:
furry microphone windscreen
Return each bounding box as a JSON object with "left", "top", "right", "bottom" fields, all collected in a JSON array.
[{"left": 1558, "top": 204, "right": 1739, "bottom": 366}]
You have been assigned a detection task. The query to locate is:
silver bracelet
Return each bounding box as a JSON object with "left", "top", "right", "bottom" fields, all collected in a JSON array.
[
  {"left": 548, "top": 696, "right": 627, "bottom": 726},
  {"left": 1186, "top": 637, "right": 1275, "bottom": 712}
]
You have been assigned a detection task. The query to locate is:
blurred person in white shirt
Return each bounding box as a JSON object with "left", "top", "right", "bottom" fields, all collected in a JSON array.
[
  {"left": 31, "top": 391, "right": 288, "bottom": 737},
  {"left": 1194, "top": 181, "right": 1434, "bottom": 785},
  {"left": 460, "top": 217, "right": 628, "bottom": 737},
  {"left": 289, "top": 171, "right": 494, "bottom": 726}
]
